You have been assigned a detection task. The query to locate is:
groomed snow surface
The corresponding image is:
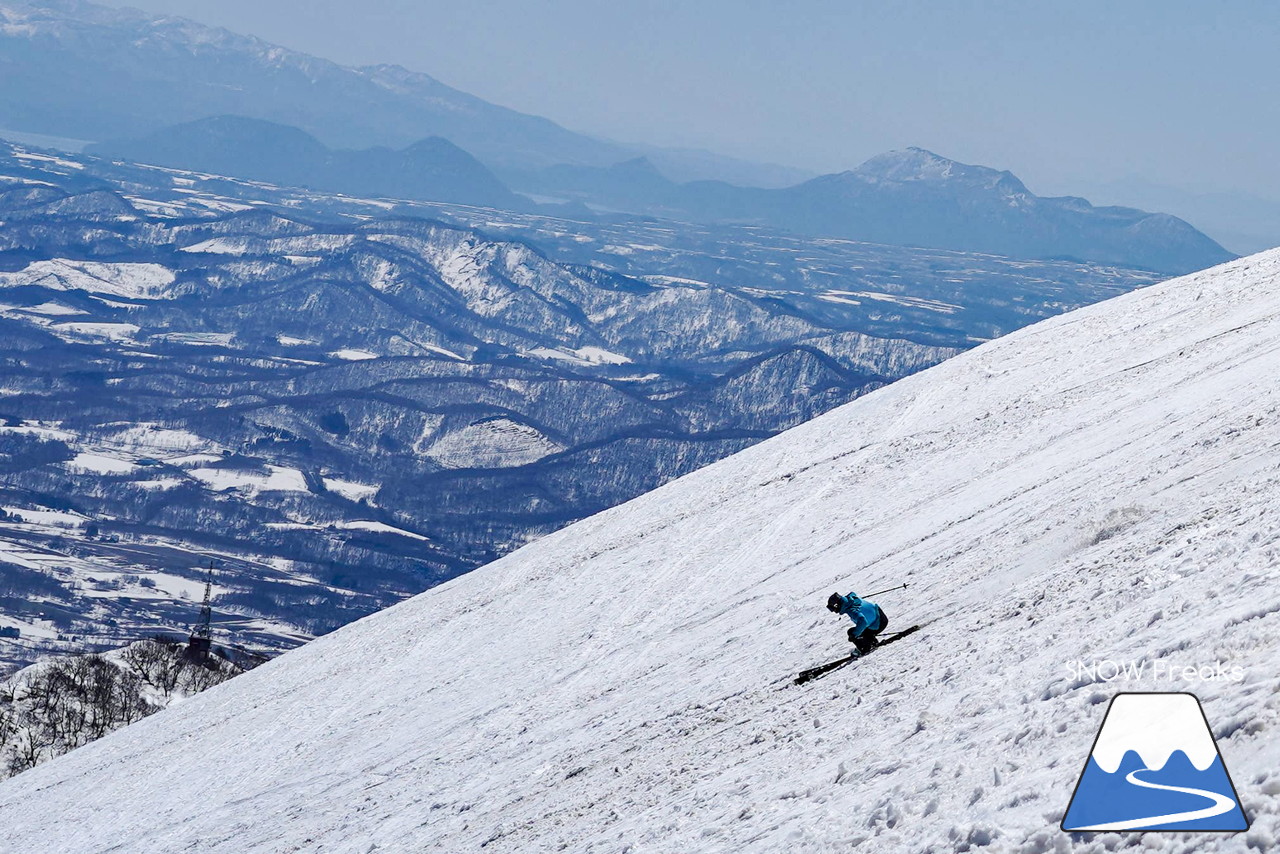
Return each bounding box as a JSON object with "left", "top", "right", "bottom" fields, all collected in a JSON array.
[{"left": 3, "top": 252, "right": 1280, "bottom": 852}]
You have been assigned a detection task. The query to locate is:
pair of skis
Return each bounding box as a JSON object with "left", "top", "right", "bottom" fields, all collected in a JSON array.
[{"left": 793, "top": 624, "right": 922, "bottom": 685}]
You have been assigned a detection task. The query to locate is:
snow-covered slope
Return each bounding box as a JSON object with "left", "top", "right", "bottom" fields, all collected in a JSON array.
[{"left": 3, "top": 252, "right": 1280, "bottom": 852}]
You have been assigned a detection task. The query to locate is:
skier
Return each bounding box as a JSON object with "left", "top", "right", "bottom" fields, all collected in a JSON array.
[{"left": 826, "top": 591, "right": 889, "bottom": 655}]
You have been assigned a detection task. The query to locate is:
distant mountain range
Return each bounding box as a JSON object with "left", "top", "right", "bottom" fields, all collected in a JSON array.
[
  {"left": 1060, "top": 175, "right": 1280, "bottom": 257},
  {"left": 0, "top": 1, "right": 1235, "bottom": 274},
  {"left": 87, "top": 116, "right": 529, "bottom": 211},
  {"left": 0, "top": 0, "right": 808, "bottom": 187},
  {"left": 524, "top": 148, "right": 1235, "bottom": 274},
  {"left": 87, "top": 114, "right": 1231, "bottom": 273}
]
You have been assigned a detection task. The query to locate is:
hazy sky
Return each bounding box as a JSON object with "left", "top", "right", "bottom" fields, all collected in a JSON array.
[{"left": 102, "top": 0, "right": 1280, "bottom": 199}]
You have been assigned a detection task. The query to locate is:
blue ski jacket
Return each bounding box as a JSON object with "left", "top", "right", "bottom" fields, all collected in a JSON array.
[{"left": 834, "top": 592, "right": 886, "bottom": 638}]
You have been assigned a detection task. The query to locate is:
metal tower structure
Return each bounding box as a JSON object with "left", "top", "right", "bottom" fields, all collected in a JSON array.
[{"left": 186, "top": 561, "right": 215, "bottom": 662}]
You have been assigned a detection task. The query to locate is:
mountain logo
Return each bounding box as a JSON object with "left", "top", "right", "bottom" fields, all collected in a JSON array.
[{"left": 1062, "top": 692, "right": 1249, "bottom": 832}]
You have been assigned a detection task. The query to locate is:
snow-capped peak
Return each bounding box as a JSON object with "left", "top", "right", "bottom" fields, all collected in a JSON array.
[
  {"left": 850, "top": 146, "right": 1031, "bottom": 196},
  {"left": 852, "top": 146, "right": 957, "bottom": 182},
  {"left": 0, "top": 0, "right": 338, "bottom": 81}
]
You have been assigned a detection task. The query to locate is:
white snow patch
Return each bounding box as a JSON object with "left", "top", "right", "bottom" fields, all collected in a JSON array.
[
  {"left": 188, "top": 465, "right": 308, "bottom": 494},
  {"left": 329, "top": 349, "right": 378, "bottom": 361},
  {"left": 421, "top": 342, "right": 465, "bottom": 360},
  {"left": 820, "top": 289, "right": 962, "bottom": 313},
  {"left": 0, "top": 260, "right": 175, "bottom": 299},
  {"left": 335, "top": 521, "right": 430, "bottom": 543},
  {"left": 425, "top": 419, "right": 564, "bottom": 469},
  {"left": 0, "top": 173, "right": 55, "bottom": 187},
  {"left": 164, "top": 453, "right": 224, "bottom": 467},
  {"left": 145, "top": 572, "right": 217, "bottom": 602},
  {"left": 151, "top": 332, "right": 236, "bottom": 347},
  {"left": 65, "top": 453, "right": 137, "bottom": 475},
  {"left": 133, "top": 478, "right": 184, "bottom": 491},
  {"left": 0, "top": 422, "right": 73, "bottom": 440},
  {"left": 52, "top": 322, "right": 140, "bottom": 341},
  {"left": 2, "top": 507, "right": 86, "bottom": 528},
  {"left": 17, "top": 302, "right": 87, "bottom": 316},
  {"left": 641, "top": 274, "right": 714, "bottom": 288},
  {"left": 0, "top": 539, "right": 45, "bottom": 569},
  {"left": 601, "top": 243, "right": 663, "bottom": 256},
  {"left": 525, "top": 345, "right": 631, "bottom": 366},
  {"left": 189, "top": 197, "right": 254, "bottom": 214},
  {"left": 323, "top": 478, "right": 379, "bottom": 502},
  {"left": 126, "top": 197, "right": 189, "bottom": 217},
  {"left": 10, "top": 150, "right": 84, "bottom": 170},
  {"left": 105, "top": 425, "right": 209, "bottom": 453},
  {"left": 180, "top": 237, "right": 250, "bottom": 255},
  {"left": 0, "top": 614, "right": 56, "bottom": 641}
]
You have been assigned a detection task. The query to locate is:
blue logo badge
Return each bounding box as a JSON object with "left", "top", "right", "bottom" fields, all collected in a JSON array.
[{"left": 1062, "top": 692, "right": 1249, "bottom": 832}]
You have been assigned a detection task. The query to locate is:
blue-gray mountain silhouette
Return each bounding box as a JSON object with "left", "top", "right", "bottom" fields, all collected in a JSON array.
[
  {"left": 0, "top": 0, "right": 807, "bottom": 186},
  {"left": 525, "top": 148, "right": 1234, "bottom": 274},
  {"left": 0, "top": 2, "right": 1235, "bottom": 272},
  {"left": 88, "top": 116, "right": 525, "bottom": 210}
]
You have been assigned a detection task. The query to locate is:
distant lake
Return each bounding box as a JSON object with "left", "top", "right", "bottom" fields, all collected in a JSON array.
[{"left": 0, "top": 127, "right": 91, "bottom": 153}]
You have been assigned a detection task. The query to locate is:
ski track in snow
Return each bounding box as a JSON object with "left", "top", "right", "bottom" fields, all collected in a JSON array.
[{"left": 2, "top": 253, "right": 1280, "bottom": 851}]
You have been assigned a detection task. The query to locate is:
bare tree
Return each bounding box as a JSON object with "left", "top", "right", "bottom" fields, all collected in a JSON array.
[
  {"left": 1, "top": 640, "right": 246, "bottom": 778},
  {"left": 120, "top": 640, "right": 184, "bottom": 699}
]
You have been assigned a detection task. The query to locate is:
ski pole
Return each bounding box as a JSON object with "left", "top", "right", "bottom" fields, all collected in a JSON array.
[{"left": 863, "top": 582, "right": 908, "bottom": 598}]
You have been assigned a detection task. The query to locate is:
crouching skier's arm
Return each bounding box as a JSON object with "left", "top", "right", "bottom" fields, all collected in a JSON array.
[
  {"left": 826, "top": 592, "right": 867, "bottom": 635},
  {"left": 845, "top": 604, "right": 870, "bottom": 641}
]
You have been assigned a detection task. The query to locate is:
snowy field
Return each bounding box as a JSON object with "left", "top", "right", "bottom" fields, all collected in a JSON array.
[{"left": 1, "top": 251, "right": 1279, "bottom": 852}]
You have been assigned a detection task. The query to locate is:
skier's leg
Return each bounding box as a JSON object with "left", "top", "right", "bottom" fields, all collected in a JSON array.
[
  {"left": 858, "top": 605, "right": 888, "bottom": 651},
  {"left": 850, "top": 626, "right": 876, "bottom": 654}
]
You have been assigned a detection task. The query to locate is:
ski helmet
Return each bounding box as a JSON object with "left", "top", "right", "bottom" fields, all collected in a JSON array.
[{"left": 827, "top": 592, "right": 842, "bottom": 613}]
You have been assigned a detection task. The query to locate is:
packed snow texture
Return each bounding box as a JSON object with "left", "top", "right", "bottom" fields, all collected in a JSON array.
[{"left": 2, "top": 252, "right": 1279, "bottom": 852}]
